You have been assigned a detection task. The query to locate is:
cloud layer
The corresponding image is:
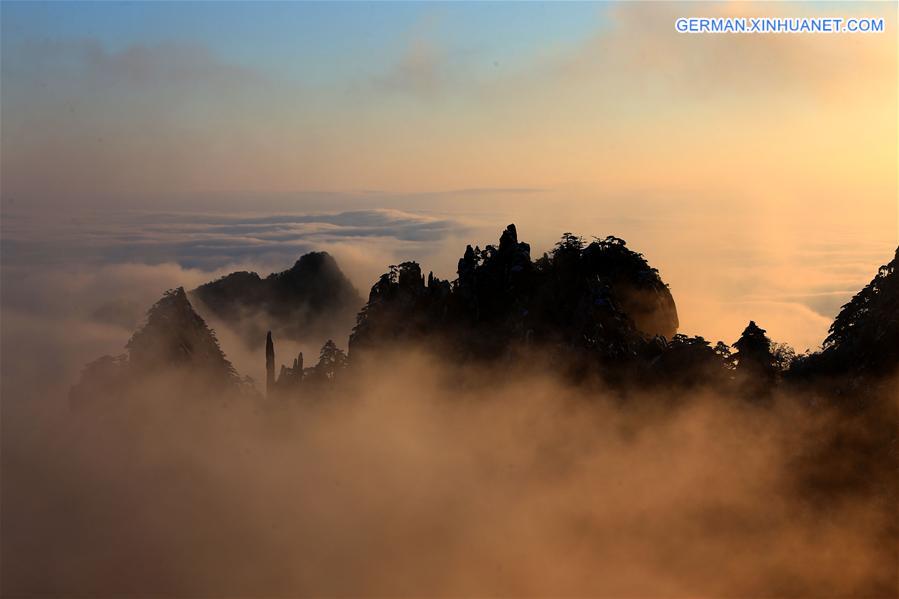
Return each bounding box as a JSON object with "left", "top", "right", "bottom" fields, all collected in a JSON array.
[
  {"left": 1, "top": 208, "right": 465, "bottom": 271},
  {"left": 3, "top": 349, "right": 896, "bottom": 597}
]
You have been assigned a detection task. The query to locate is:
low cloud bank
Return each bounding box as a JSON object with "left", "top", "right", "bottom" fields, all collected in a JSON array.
[
  {"left": 2, "top": 349, "right": 896, "bottom": 597},
  {"left": 1, "top": 208, "right": 466, "bottom": 272}
]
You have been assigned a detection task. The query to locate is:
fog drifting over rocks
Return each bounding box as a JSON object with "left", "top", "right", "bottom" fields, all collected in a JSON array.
[
  {"left": 4, "top": 348, "right": 897, "bottom": 597},
  {"left": 2, "top": 208, "right": 896, "bottom": 597}
]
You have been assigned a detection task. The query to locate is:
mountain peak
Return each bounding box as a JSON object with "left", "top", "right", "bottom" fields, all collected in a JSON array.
[
  {"left": 127, "top": 287, "right": 237, "bottom": 382},
  {"left": 289, "top": 251, "right": 338, "bottom": 274},
  {"left": 191, "top": 251, "right": 363, "bottom": 348},
  {"left": 350, "top": 226, "right": 678, "bottom": 359}
]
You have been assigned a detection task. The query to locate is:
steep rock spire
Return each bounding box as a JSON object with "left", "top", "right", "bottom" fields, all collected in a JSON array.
[{"left": 265, "top": 331, "right": 275, "bottom": 396}]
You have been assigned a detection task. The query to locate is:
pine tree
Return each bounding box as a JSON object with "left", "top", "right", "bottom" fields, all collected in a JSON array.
[
  {"left": 732, "top": 321, "right": 775, "bottom": 378},
  {"left": 314, "top": 340, "right": 348, "bottom": 382}
]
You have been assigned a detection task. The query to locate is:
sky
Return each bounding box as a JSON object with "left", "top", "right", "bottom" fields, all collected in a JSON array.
[{"left": 1, "top": 0, "right": 897, "bottom": 362}]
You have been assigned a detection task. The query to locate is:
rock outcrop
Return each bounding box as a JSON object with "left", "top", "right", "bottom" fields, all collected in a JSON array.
[
  {"left": 349, "top": 225, "right": 679, "bottom": 367},
  {"left": 70, "top": 230, "right": 899, "bottom": 404},
  {"left": 264, "top": 332, "right": 346, "bottom": 399}
]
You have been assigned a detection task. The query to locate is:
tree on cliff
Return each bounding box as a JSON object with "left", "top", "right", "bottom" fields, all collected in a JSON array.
[
  {"left": 789, "top": 246, "right": 899, "bottom": 382},
  {"left": 823, "top": 247, "right": 898, "bottom": 372},
  {"left": 312, "top": 340, "right": 348, "bottom": 382},
  {"left": 732, "top": 321, "right": 776, "bottom": 379}
]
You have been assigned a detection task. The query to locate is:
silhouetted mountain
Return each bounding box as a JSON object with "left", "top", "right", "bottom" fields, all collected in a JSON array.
[
  {"left": 70, "top": 233, "right": 899, "bottom": 405},
  {"left": 790, "top": 247, "right": 899, "bottom": 386},
  {"left": 127, "top": 288, "right": 238, "bottom": 381},
  {"left": 346, "top": 230, "right": 899, "bottom": 392},
  {"left": 191, "top": 251, "right": 362, "bottom": 348},
  {"left": 70, "top": 288, "right": 244, "bottom": 404},
  {"left": 349, "top": 225, "right": 678, "bottom": 374}
]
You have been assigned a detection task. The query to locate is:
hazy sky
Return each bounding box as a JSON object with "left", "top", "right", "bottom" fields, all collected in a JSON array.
[{"left": 1, "top": 1, "right": 897, "bottom": 356}]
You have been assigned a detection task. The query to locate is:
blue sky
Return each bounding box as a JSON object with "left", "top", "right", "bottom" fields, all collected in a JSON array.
[{"left": 2, "top": 2, "right": 603, "bottom": 85}]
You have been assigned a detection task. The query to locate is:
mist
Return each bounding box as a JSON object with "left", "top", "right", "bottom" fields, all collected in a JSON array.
[
  {"left": 3, "top": 345, "right": 897, "bottom": 597},
  {"left": 3, "top": 204, "right": 895, "bottom": 355},
  {"left": 2, "top": 212, "right": 896, "bottom": 596},
  {"left": 3, "top": 1, "right": 897, "bottom": 595}
]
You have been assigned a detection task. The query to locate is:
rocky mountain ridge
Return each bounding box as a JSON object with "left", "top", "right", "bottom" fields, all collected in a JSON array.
[
  {"left": 71, "top": 226, "right": 899, "bottom": 402},
  {"left": 191, "top": 251, "right": 362, "bottom": 349}
]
